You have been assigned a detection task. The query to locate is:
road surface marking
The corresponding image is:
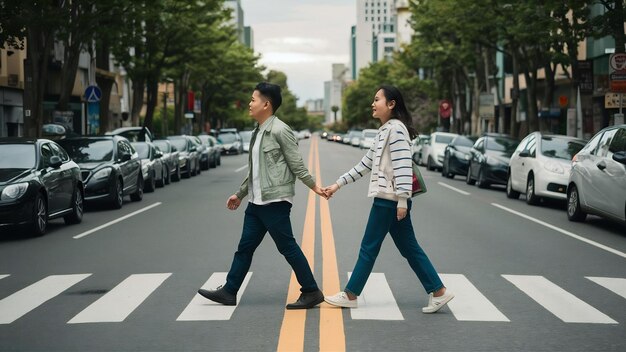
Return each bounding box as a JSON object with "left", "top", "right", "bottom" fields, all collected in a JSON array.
[
  {"left": 0, "top": 275, "right": 8, "bottom": 280},
  {"left": 73, "top": 202, "right": 162, "bottom": 239},
  {"left": 492, "top": 203, "right": 626, "bottom": 259},
  {"left": 277, "top": 137, "right": 317, "bottom": 352},
  {"left": 235, "top": 165, "right": 248, "bottom": 173},
  {"left": 0, "top": 274, "right": 91, "bottom": 324},
  {"left": 68, "top": 273, "right": 171, "bottom": 323},
  {"left": 438, "top": 182, "right": 471, "bottom": 195},
  {"left": 439, "top": 273, "right": 509, "bottom": 322},
  {"left": 586, "top": 277, "right": 626, "bottom": 300},
  {"left": 318, "top": 136, "right": 346, "bottom": 352},
  {"left": 348, "top": 272, "right": 403, "bottom": 320},
  {"left": 177, "top": 272, "right": 252, "bottom": 321},
  {"left": 503, "top": 275, "right": 617, "bottom": 324}
]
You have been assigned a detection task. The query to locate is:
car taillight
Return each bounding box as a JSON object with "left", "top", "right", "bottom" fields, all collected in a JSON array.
[{"left": 572, "top": 154, "right": 578, "bottom": 163}]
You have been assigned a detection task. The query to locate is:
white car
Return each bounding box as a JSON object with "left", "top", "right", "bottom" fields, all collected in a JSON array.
[
  {"left": 359, "top": 129, "right": 378, "bottom": 149},
  {"left": 422, "top": 132, "right": 458, "bottom": 171},
  {"left": 567, "top": 124, "right": 626, "bottom": 224},
  {"left": 507, "top": 132, "right": 586, "bottom": 204}
]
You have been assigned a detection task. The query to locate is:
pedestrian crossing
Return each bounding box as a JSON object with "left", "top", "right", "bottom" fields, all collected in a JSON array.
[{"left": 0, "top": 272, "right": 623, "bottom": 325}]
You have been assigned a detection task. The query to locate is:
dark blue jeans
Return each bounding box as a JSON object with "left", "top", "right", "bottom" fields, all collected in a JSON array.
[
  {"left": 345, "top": 198, "right": 444, "bottom": 296},
  {"left": 223, "top": 201, "right": 319, "bottom": 295}
]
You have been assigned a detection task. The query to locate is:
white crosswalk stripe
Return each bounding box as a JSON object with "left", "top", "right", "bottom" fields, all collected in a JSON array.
[
  {"left": 439, "top": 274, "right": 510, "bottom": 322},
  {"left": 68, "top": 273, "right": 171, "bottom": 324},
  {"left": 586, "top": 277, "right": 626, "bottom": 300},
  {"left": 503, "top": 275, "right": 618, "bottom": 324},
  {"left": 348, "top": 272, "right": 403, "bottom": 320},
  {"left": 0, "top": 274, "right": 9, "bottom": 281},
  {"left": 177, "top": 272, "right": 252, "bottom": 321},
  {"left": 0, "top": 274, "right": 91, "bottom": 324}
]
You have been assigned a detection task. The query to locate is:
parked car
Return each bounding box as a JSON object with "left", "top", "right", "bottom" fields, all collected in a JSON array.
[
  {"left": 0, "top": 138, "right": 84, "bottom": 236},
  {"left": 359, "top": 129, "right": 378, "bottom": 149},
  {"left": 507, "top": 132, "right": 587, "bottom": 204},
  {"left": 239, "top": 130, "right": 253, "bottom": 153},
  {"left": 166, "top": 135, "right": 200, "bottom": 178},
  {"left": 411, "top": 134, "right": 430, "bottom": 165},
  {"left": 153, "top": 139, "right": 181, "bottom": 182},
  {"left": 191, "top": 136, "right": 209, "bottom": 171},
  {"left": 567, "top": 124, "right": 626, "bottom": 224},
  {"left": 466, "top": 134, "right": 520, "bottom": 188},
  {"left": 422, "top": 132, "right": 458, "bottom": 170},
  {"left": 58, "top": 136, "right": 143, "bottom": 209},
  {"left": 106, "top": 126, "right": 153, "bottom": 142},
  {"left": 132, "top": 142, "right": 165, "bottom": 192},
  {"left": 218, "top": 131, "right": 243, "bottom": 154},
  {"left": 197, "top": 135, "right": 221, "bottom": 168},
  {"left": 442, "top": 135, "right": 478, "bottom": 178}
]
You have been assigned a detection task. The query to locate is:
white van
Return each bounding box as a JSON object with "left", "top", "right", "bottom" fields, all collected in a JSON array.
[{"left": 422, "top": 132, "right": 458, "bottom": 171}]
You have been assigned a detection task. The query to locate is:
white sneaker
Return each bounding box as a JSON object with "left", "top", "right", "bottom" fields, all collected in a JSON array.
[
  {"left": 422, "top": 291, "right": 454, "bottom": 313},
  {"left": 324, "top": 292, "right": 358, "bottom": 308}
]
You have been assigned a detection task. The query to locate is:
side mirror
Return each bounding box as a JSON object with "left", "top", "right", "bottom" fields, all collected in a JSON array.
[
  {"left": 49, "top": 156, "right": 62, "bottom": 168},
  {"left": 189, "top": 146, "right": 197, "bottom": 152},
  {"left": 613, "top": 151, "right": 626, "bottom": 165},
  {"left": 120, "top": 153, "right": 131, "bottom": 162},
  {"left": 519, "top": 151, "right": 530, "bottom": 158},
  {"left": 154, "top": 152, "right": 163, "bottom": 159}
]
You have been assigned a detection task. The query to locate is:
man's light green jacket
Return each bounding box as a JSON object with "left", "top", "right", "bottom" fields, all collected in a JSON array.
[{"left": 236, "top": 116, "right": 315, "bottom": 201}]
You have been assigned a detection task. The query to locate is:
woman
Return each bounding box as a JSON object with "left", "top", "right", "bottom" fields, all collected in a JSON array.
[{"left": 323, "top": 85, "right": 454, "bottom": 313}]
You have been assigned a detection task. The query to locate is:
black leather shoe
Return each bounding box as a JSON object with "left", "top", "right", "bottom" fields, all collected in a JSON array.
[
  {"left": 198, "top": 285, "right": 236, "bottom": 306},
  {"left": 286, "top": 289, "right": 324, "bottom": 309}
]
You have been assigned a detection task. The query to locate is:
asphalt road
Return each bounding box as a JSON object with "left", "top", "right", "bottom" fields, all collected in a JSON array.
[{"left": 1, "top": 136, "right": 625, "bottom": 351}]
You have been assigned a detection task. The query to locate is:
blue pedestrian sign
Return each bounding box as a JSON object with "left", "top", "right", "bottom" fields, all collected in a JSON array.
[{"left": 84, "top": 85, "right": 102, "bottom": 103}]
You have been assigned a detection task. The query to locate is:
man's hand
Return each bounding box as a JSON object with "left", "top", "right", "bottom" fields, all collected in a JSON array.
[
  {"left": 397, "top": 207, "right": 407, "bottom": 221},
  {"left": 313, "top": 185, "right": 329, "bottom": 200},
  {"left": 322, "top": 184, "right": 340, "bottom": 199},
  {"left": 226, "top": 194, "right": 241, "bottom": 210}
]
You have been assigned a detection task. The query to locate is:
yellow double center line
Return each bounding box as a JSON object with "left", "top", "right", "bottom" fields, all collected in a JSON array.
[{"left": 277, "top": 136, "right": 345, "bottom": 351}]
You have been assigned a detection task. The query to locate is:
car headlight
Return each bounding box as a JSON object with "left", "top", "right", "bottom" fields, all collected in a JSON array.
[
  {"left": 543, "top": 161, "right": 564, "bottom": 174},
  {"left": 1, "top": 182, "right": 29, "bottom": 200},
  {"left": 93, "top": 168, "right": 112, "bottom": 180}
]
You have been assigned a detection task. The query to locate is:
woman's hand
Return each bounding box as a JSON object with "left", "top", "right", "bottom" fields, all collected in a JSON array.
[
  {"left": 397, "top": 207, "right": 407, "bottom": 221},
  {"left": 322, "top": 184, "right": 340, "bottom": 199}
]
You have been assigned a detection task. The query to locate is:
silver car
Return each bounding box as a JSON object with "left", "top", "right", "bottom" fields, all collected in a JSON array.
[{"left": 567, "top": 124, "right": 626, "bottom": 224}]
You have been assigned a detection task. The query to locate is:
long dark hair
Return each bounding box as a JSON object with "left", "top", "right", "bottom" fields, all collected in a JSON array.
[{"left": 378, "top": 85, "right": 417, "bottom": 139}]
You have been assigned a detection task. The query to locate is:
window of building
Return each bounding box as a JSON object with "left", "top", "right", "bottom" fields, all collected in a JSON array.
[{"left": 384, "top": 37, "right": 395, "bottom": 43}]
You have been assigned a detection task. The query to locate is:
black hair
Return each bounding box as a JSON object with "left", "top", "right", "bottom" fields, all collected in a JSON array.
[
  {"left": 378, "top": 85, "right": 417, "bottom": 139},
  {"left": 254, "top": 82, "right": 282, "bottom": 114}
]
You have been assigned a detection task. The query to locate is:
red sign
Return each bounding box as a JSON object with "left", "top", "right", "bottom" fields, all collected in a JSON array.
[
  {"left": 187, "top": 91, "right": 195, "bottom": 111},
  {"left": 439, "top": 100, "right": 452, "bottom": 119},
  {"left": 558, "top": 95, "right": 569, "bottom": 108},
  {"left": 609, "top": 53, "right": 626, "bottom": 93}
]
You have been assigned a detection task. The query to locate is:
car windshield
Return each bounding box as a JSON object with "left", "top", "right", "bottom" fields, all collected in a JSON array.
[
  {"left": 0, "top": 144, "right": 36, "bottom": 169},
  {"left": 59, "top": 139, "right": 114, "bottom": 162},
  {"left": 455, "top": 136, "right": 476, "bottom": 147},
  {"left": 435, "top": 135, "right": 454, "bottom": 144},
  {"left": 168, "top": 138, "right": 187, "bottom": 151},
  {"left": 541, "top": 137, "right": 586, "bottom": 160},
  {"left": 219, "top": 133, "right": 237, "bottom": 143},
  {"left": 133, "top": 143, "right": 150, "bottom": 159},
  {"left": 239, "top": 131, "right": 253, "bottom": 142},
  {"left": 364, "top": 131, "right": 377, "bottom": 138},
  {"left": 485, "top": 137, "right": 518, "bottom": 153},
  {"left": 153, "top": 140, "right": 170, "bottom": 152}
]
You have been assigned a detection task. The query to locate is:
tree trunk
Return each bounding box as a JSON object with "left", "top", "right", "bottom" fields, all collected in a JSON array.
[
  {"left": 144, "top": 77, "right": 159, "bottom": 131},
  {"left": 96, "top": 41, "right": 114, "bottom": 134},
  {"left": 510, "top": 52, "right": 520, "bottom": 138},
  {"left": 24, "top": 26, "right": 54, "bottom": 138},
  {"left": 524, "top": 68, "right": 539, "bottom": 133},
  {"left": 57, "top": 40, "right": 81, "bottom": 111},
  {"left": 131, "top": 78, "right": 145, "bottom": 125}
]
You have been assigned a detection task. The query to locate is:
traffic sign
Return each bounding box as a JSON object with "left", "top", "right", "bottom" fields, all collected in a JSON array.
[
  {"left": 84, "top": 85, "right": 102, "bottom": 103},
  {"left": 609, "top": 53, "right": 626, "bottom": 93}
]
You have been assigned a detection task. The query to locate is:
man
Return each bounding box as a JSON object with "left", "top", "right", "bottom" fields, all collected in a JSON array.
[{"left": 198, "top": 82, "right": 327, "bottom": 309}]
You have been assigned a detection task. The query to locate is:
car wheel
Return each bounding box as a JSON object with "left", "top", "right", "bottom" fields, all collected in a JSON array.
[
  {"left": 476, "top": 167, "right": 489, "bottom": 189},
  {"left": 567, "top": 185, "right": 587, "bottom": 222},
  {"left": 173, "top": 166, "right": 181, "bottom": 182},
  {"left": 217, "top": 155, "right": 221, "bottom": 166},
  {"left": 506, "top": 173, "right": 520, "bottom": 199},
  {"left": 111, "top": 178, "right": 123, "bottom": 209},
  {"left": 427, "top": 157, "right": 434, "bottom": 171},
  {"left": 465, "top": 164, "right": 476, "bottom": 185},
  {"left": 444, "top": 159, "right": 454, "bottom": 179},
  {"left": 163, "top": 166, "right": 171, "bottom": 185},
  {"left": 526, "top": 175, "right": 540, "bottom": 205},
  {"left": 30, "top": 192, "right": 47, "bottom": 236},
  {"left": 130, "top": 175, "right": 143, "bottom": 202},
  {"left": 64, "top": 186, "right": 83, "bottom": 224},
  {"left": 145, "top": 171, "right": 156, "bottom": 192},
  {"left": 183, "top": 161, "right": 191, "bottom": 179}
]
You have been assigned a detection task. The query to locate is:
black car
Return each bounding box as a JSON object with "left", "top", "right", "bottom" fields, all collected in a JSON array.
[
  {"left": 58, "top": 136, "right": 143, "bottom": 209},
  {"left": 106, "top": 126, "right": 153, "bottom": 142},
  {"left": 166, "top": 135, "right": 200, "bottom": 178},
  {"left": 442, "top": 135, "right": 478, "bottom": 179},
  {"left": 153, "top": 139, "right": 181, "bottom": 182},
  {"left": 466, "top": 134, "right": 520, "bottom": 188},
  {"left": 0, "top": 138, "right": 84, "bottom": 236}
]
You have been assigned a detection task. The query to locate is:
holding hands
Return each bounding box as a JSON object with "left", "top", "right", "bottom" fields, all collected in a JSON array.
[{"left": 321, "top": 183, "right": 339, "bottom": 199}]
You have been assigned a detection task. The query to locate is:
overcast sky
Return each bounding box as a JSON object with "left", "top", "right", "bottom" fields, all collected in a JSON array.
[{"left": 241, "top": 0, "right": 355, "bottom": 105}]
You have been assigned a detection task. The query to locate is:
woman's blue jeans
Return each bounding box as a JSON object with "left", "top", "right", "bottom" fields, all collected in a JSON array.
[
  {"left": 223, "top": 201, "right": 319, "bottom": 295},
  {"left": 345, "top": 198, "right": 444, "bottom": 296}
]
